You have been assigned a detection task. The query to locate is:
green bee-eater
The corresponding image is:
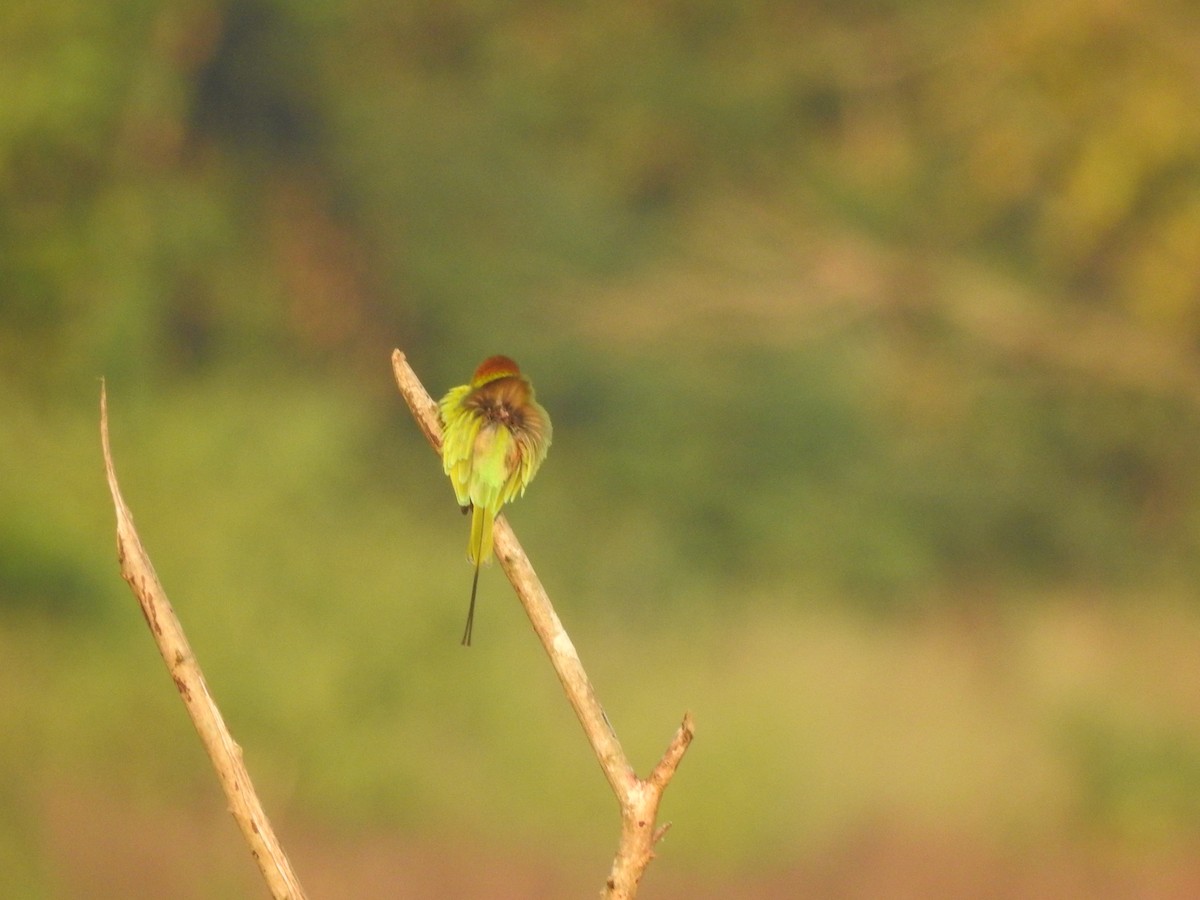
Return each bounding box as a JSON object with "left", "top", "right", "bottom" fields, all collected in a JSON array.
[{"left": 439, "top": 355, "right": 552, "bottom": 645}]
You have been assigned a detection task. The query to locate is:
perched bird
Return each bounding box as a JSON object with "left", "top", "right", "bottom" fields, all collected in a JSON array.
[{"left": 438, "top": 355, "right": 552, "bottom": 645}]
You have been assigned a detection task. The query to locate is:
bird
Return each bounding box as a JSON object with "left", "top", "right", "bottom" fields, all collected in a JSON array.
[{"left": 438, "top": 355, "right": 552, "bottom": 645}]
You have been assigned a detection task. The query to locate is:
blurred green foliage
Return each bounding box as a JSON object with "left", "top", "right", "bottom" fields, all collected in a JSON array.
[{"left": 4, "top": 0, "right": 1200, "bottom": 895}]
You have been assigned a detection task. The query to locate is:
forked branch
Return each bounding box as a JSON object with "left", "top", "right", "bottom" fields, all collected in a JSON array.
[{"left": 392, "top": 350, "right": 695, "bottom": 899}]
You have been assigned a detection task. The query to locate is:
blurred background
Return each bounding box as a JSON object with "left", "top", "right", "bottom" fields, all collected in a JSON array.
[{"left": 4, "top": 1, "right": 1200, "bottom": 897}]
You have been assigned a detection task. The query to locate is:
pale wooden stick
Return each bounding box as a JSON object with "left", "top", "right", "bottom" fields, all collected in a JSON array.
[
  {"left": 391, "top": 349, "right": 695, "bottom": 899},
  {"left": 100, "top": 382, "right": 308, "bottom": 900}
]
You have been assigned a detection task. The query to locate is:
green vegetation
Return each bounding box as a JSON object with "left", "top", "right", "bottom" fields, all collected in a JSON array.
[{"left": 3, "top": 0, "right": 1200, "bottom": 895}]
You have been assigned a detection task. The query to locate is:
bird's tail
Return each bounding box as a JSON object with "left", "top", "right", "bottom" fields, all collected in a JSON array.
[
  {"left": 462, "top": 558, "right": 480, "bottom": 647},
  {"left": 468, "top": 504, "right": 494, "bottom": 565},
  {"left": 462, "top": 505, "right": 494, "bottom": 646}
]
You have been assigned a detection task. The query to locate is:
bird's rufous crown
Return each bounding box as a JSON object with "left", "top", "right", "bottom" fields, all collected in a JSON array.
[{"left": 472, "top": 355, "right": 522, "bottom": 385}]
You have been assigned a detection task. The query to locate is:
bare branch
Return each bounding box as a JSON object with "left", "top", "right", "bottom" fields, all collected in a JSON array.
[
  {"left": 100, "top": 382, "right": 308, "bottom": 900},
  {"left": 391, "top": 350, "right": 444, "bottom": 453},
  {"left": 391, "top": 349, "right": 695, "bottom": 898},
  {"left": 649, "top": 712, "right": 696, "bottom": 792}
]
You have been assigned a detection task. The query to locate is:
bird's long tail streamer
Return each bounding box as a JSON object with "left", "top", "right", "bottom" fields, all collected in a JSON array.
[{"left": 462, "top": 506, "right": 486, "bottom": 646}]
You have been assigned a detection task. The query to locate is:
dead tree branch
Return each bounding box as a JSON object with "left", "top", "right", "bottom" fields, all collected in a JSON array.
[{"left": 100, "top": 382, "right": 308, "bottom": 900}]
